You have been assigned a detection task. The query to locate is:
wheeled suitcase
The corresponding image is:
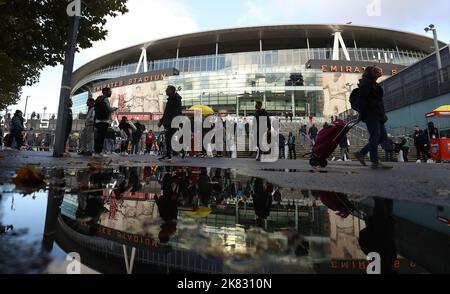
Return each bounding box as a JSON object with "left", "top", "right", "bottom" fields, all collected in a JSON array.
[{"left": 309, "top": 119, "right": 360, "bottom": 167}]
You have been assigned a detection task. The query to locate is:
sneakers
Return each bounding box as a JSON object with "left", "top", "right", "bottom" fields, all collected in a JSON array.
[
  {"left": 354, "top": 152, "right": 367, "bottom": 166},
  {"left": 416, "top": 159, "right": 422, "bottom": 163},
  {"left": 371, "top": 161, "right": 393, "bottom": 170}
]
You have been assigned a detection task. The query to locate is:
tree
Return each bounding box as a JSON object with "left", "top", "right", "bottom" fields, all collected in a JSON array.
[{"left": 0, "top": 0, "right": 129, "bottom": 110}]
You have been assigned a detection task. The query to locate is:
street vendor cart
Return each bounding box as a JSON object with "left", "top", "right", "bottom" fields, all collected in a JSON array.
[{"left": 425, "top": 105, "right": 450, "bottom": 162}]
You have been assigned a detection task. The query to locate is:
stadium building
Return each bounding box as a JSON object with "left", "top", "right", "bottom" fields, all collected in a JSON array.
[{"left": 71, "top": 24, "right": 444, "bottom": 119}]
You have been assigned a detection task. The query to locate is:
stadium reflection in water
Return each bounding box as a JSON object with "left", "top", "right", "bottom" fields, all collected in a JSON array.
[{"left": 0, "top": 166, "right": 449, "bottom": 274}]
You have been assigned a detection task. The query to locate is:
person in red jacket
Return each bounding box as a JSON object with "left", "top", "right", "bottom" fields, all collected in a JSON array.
[{"left": 145, "top": 130, "right": 154, "bottom": 154}]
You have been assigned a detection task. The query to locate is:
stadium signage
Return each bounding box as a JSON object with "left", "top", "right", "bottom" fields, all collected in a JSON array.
[
  {"left": 306, "top": 60, "right": 405, "bottom": 76},
  {"left": 92, "top": 68, "right": 179, "bottom": 92}
]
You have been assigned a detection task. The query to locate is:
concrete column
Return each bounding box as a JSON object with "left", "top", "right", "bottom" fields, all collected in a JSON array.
[
  {"left": 215, "top": 42, "right": 219, "bottom": 71},
  {"left": 291, "top": 92, "right": 296, "bottom": 118},
  {"left": 306, "top": 37, "right": 311, "bottom": 60}
]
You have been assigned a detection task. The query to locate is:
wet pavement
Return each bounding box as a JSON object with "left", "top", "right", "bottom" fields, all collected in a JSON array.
[{"left": 1, "top": 163, "right": 449, "bottom": 274}]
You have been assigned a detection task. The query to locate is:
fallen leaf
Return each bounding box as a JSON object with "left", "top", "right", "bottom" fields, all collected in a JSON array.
[
  {"left": 13, "top": 166, "right": 46, "bottom": 192},
  {"left": 87, "top": 162, "right": 103, "bottom": 172}
]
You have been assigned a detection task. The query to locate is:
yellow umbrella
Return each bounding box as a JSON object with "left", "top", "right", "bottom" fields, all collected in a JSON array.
[
  {"left": 184, "top": 206, "right": 213, "bottom": 218},
  {"left": 188, "top": 105, "right": 215, "bottom": 116},
  {"left": 434, "top": 105, "right": 450, "bottom": 112}
]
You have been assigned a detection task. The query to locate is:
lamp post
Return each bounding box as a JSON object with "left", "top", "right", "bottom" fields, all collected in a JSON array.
[
  {"left": 43, "top": 107, "right": 47, "bottom": 117},
  {"left": 424, "top": 24, "right": 443, "bottom": 82},
  {"left": 53, "top": 9, "right": 81, "bottom": 157}
]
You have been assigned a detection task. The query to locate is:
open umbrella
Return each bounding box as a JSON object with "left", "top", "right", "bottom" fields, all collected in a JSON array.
[
  {"left": 434, "top": 105, "right": 450, "bottom": 112},
  {"left": 188, "top": 105, "right": 215, "bottom": 116}
]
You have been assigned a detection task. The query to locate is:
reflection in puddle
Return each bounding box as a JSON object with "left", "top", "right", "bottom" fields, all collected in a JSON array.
[
  {"left": 0, "top": 166, "right": 449, "bottom": 274},
  {"left": 260, "top": 168, "right": 359, "bottom": 175}
]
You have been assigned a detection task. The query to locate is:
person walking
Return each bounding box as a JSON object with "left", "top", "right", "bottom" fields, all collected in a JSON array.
[
  {"left": 287, "top": 132, "right": 297, "bottom": 160},
  {"left": 299, "top": 125, "right": 308, "bottom": 146},
  {"left": 399, "top": 136, "right": 410, "bottom": 162},
  {"left": 0, "top": 127, "right": 3, "bottom": 149},
  {"left": 279, "top": 133, "right": 286, "bottom": 159},
  {"left": 413, "top": 126, "right": 428, "bottom": 163},
  {"left": 6, "top": 110, "right": 25, "bottom": 150},
  {"left": 64, "top": 99, "right": 73, "bottom": 154},
  {"left": 381, "top": 135, "right": 394, "bottom": 162},
  {"left": 339, "top": 135, "right": 350, "bottom": 161},
  {"left": 254, "top": 101, "right": 271, "bottom": 161},
  {"left": 119, "top": 117, "right": 133, "bottom": 156},
  {"left": 146, "top": 130, "right": 155, "bottom": 154},
  {"left": 308, "top": 124, "right": 318, "bottom": 146},
  {"left": 94, "top": 87, "right": 117, "bottom": 158},
  {"left": 158, "top": 85, "right": 182, "bottom": 161},
  {"left": 353, "top": 66, "right": 393, "bottom": 170},
  {"left": 103, "top": 127, "right": 117, "bottom": 154},
  {"left": 79, "top": 98, "right": 95, "bottom": 156},
  {"left": 131, "top": 120, "right": 144, "bottom": 155}
]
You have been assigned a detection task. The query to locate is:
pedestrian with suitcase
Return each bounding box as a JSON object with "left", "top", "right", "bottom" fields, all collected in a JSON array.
[{"left": 352, "top": 66, "right": 393, "bottom": 170}]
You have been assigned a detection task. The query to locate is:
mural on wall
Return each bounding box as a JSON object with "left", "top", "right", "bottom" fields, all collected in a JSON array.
[
  {"left": 322, "top": 73, "right": 389, "bottom": 117},
  {"left": 93, "top": 81, "right": 165, "bottom": 114}
]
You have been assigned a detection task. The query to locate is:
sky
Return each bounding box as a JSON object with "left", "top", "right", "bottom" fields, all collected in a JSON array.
[{"left": 10, "top": 0, "right": 450, "bottom": 115}]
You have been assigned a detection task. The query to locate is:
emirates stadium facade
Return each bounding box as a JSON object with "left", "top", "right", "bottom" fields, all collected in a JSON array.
[{"left": 71, "top": 24, "right": 444, "bottom": 119}]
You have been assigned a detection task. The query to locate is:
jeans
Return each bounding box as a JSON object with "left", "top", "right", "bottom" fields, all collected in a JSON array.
[
  {"left": 359, "top": 120, "right": 387, "bottom": 163},
  {"left": 289, "top": 145, "right": 297, "bottom": 160},
  {"left": 94, "top": 123, "right": 109, "bottom": 154},
  {"left": 385, "top": 150, "right": 394, "bottom": 162},
  {"left": 415, "top": 144, "right": 428, "bottom": 161},
  {"left": 146, "top": 143, "right": 152, "bottom": 154},
  {"left": 279, "top": 146, "right": 285, "bottom": 159},
  {"left": 80, "top": 125, "right": 94, "bottom": 152},
  {"left": 300, "top": 133, "right": 307, "bottom": 145},
  {"left": 132, "top": 140, "right": 140, "bottom": 154},
  {"left": 165, "top": 128, "right": 176, "bottom": 157},
  {"left": 121, "top": 139, "right": 129, "bottom": 153},
  {"left": 103, "top": 138, "right": 115, "bottom": 153},
  {"left": 6, "top": 130, "right": 23, "bottom": 150}
]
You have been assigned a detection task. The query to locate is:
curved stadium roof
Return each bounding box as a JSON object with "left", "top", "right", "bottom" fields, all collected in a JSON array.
[{"left": 73, "top": 24, "right": 446, "bottom": 86}]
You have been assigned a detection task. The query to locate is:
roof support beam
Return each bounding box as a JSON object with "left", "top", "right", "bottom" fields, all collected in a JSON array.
[
  {"left": 332, "top": 31, "right": 351, "bottom": 61},
  {"left": 135, "top": 47, "right": 148, "bottom": 74}
]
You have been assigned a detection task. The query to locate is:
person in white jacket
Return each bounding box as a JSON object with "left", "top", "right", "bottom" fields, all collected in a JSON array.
[{"left": 79, "top": 98, "right": 95, "bottom": 156}]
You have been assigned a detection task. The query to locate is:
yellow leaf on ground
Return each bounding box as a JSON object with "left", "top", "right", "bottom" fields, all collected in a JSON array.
[{"left": 13, "top": 166, "right": 46, "bottom": 187}]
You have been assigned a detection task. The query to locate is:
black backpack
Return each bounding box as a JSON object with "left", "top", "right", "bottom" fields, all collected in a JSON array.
[
  {"left": 349, "top": 88, "right": 362, "bottom": 112},
  {"left": 94, "top": 96, "right": 109, "bottom": 120}
]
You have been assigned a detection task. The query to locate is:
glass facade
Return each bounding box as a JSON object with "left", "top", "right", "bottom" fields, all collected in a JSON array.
[
  {"left": 168, "top": 70, "right": 323, "bottom": 116},
  {"left": 152, "top": 48, "right": 426, "bottom": 73},
  {"left": 72, "top": 92, "right": 89, "bottom": 117},
  {"left": 73, "top": 46, "right": 427, "bottom": 118}
]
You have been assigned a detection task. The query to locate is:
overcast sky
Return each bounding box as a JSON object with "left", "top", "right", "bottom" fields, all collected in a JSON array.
[{"left": 11, "top": 0, "right": 450, "bottom": 114}]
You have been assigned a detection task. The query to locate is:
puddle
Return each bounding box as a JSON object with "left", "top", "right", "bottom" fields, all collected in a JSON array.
[
  {"left": 260, "top": 168, "right": 358, "bottom": 175},
  {"left": 0, "top": 166, "right": 449, "bottom": 274}
]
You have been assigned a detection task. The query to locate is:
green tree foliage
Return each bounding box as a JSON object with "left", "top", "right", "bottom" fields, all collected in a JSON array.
[{"left": 0, "top": 0, "right": 129, "bottom": 110}]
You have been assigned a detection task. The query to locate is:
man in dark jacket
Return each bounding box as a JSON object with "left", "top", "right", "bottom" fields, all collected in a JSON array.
[
  {"left": 381, "top": 135, "right": 394, "bottom": 162},
  {"left": 254, "top": 101, "right": 271, "bottom": 161},
  {"left": 308, "top": 124, "right": 318, "bottom": 145},
  {"left": 354, "top": 66, "right": 392, "bottom": 169},
  {"left": 279, "top": 133, "right": 286, "bottom": 159},
  {"left": 413, "top": 126, "right": 428, "bottom": 162},
  {"left": 158, "top": 85, "right": 182, "bottom": 160},
  {"left": 64, "top": 99, "right": 73, "bottom": 153},
  {"left": 6, "top": 110, "right": 25, "bottom": 150},
  {"left": 423, "top": 122, "right": 439, "bottom": 156}
]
